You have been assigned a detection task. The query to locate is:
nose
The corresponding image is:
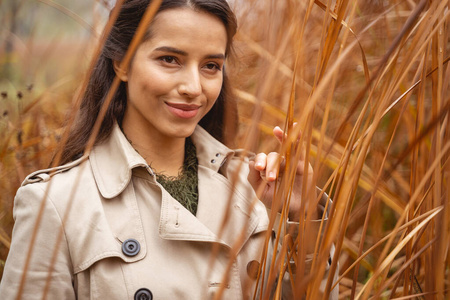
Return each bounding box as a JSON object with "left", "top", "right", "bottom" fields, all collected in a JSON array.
[{"left": 177, "top": 66, "right": 202, "bottom": 98}]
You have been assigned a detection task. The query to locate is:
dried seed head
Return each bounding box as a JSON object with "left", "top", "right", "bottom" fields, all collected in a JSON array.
[
  {"left": 27, "top": 84, "right": 34, "bottom": 91},
  {"left": 17, "top": 130, "right": 23, "bottom": 145},
  {"left": 17, "top": 91, "right": 23, "bottom": 99},
  {"left": 3, "top": 110, "right": 8, "bottom": 117},
  {"left": 1, "top": 92, "right": 7, "bottom": 99}
]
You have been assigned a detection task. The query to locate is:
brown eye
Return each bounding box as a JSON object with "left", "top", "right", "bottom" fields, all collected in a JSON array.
[
  {"left": 206, "top": 63, "right": 220, "bottom": 70},
  {"left": 160, "top": 56, "right": 177, "bottom": 64},
  {"left": 203, "top": 62, "right": 221, "bottom": 74}
]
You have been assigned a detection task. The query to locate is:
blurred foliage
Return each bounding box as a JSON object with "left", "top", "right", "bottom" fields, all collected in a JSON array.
[
  {"left": 0, "top": 0, "right": 104, "bottom": 279},
  {"left": 0, "top": 0, "right": 449, "bottom": 298}
]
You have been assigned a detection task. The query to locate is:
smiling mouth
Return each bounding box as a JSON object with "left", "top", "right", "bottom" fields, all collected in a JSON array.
[{"left": 165, "top": 102, "right": 201, "bottom": 119}]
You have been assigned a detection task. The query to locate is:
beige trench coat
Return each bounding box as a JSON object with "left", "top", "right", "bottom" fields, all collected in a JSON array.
[{"left": 0, "top": 124, "right": 338, "bottom": 299}]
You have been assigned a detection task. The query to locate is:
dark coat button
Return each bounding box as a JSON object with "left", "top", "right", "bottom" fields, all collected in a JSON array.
[
  {"left": 134, "top": 288, "right": 152, "bottom": 300},
  {"left": 122, "top": 239, "right": 140, "bottom": 257},
  {"left": 247, "top": 260, "right": 260, "bottom": 279}
]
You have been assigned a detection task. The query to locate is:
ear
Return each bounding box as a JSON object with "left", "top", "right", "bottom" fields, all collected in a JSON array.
[{"left": 113, "top": 60, "right": 128, "bottom": 82}]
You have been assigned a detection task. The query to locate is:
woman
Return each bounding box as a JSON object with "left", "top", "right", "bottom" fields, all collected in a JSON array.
[{"left": 0, "top": 0, "right": 337, "bottom": 299}]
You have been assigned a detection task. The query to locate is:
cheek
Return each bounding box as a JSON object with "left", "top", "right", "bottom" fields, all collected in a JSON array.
[
  {"left": 128, "top": 70, "right": 173, "bottom": 99},
  {"left": 205, "top": 77, "right": 224, "bottom": 104}
]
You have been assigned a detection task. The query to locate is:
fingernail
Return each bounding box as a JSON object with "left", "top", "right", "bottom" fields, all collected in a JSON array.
[
  {"left": 255, "top": 162, "right": 262, "bottom": 168},
  {"left": 268, "top": 172, "right": 276, "bottom": 179}
]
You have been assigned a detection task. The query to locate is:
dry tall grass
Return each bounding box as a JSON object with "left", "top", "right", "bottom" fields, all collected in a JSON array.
[{"left": 0, "top": 0, "right": 449, "bottom": 299}]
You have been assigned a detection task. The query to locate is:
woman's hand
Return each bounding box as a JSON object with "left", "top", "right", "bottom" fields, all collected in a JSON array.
[{"left": 248, "top": 126, "right": 318, "bottom": 221}]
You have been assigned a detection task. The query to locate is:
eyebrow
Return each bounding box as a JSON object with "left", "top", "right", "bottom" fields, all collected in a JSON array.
[{"left": 154, "top": 46, "right": 225, "bottom": 60}]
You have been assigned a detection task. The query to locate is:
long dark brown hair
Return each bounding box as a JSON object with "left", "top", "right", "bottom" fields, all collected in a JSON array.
[{"left": 60, "top": 0, "right": 238, "bottom": 164}]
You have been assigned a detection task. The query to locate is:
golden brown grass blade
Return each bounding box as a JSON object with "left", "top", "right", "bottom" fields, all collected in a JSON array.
[
  {"left": 357, "top": 207, "right": 443, "bottom": 299},
  {"left": 2, "top": 0, "right": 449, "bottom": 298}
]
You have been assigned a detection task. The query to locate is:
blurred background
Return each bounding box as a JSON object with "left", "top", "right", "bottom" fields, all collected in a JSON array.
[{"left": 1, "top": 0, "right": 449, "bottom": 298}]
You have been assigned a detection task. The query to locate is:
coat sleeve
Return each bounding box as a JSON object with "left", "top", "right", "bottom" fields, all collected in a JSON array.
[{"left": 0, "top": 183, "right": 76, "bottom": 299}]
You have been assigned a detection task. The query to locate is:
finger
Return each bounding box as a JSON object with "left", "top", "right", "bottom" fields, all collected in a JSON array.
[
  {"left": 295, "top": 160, "right": 313, "bottom": 176},
  {"left": 253, "top": 153, "right": 267, "bottom": 171},
  {"left": 288, "top": 124, "right": 306, "bottom": 161},
  {"left": 265, "top": 152, "right": 281, "bottom": 181},
  {"left": 273, "top": 126, "right": 284, "bottom": 144},
  {"left": 273, "top": 123, "right": 302, "bottom": 144},
  {"left": 248, "top": 160, "right": 262, "bottom": 187}
]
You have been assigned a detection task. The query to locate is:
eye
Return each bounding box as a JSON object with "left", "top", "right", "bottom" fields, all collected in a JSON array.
[
  {"left": 159, "top": 56, "right": 178, "bottom": 64},
  {"left": 203, "top": 62, "right": 222, "bottom": 73}
]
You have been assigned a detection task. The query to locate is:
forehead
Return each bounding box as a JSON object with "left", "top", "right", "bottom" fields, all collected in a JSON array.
[{"left": 142, "top": 7, "right": 228, "bottom": 54}]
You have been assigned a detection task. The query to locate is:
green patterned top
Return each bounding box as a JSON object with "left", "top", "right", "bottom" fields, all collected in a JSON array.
[{"left": 155, "top": 137, "right": 199, "bottom": 215}]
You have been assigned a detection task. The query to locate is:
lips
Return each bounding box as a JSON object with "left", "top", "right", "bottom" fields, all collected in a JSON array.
[{"left": 165, "top": 102, "right": 201, "bottom": 119}]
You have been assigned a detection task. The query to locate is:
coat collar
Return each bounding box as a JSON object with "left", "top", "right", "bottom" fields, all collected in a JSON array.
[
  {"left": 190, "top": 125, "right": 235, "bottom": 172},
  {"left": 89, "top": 123, "right": 235, "bottom": 199}
]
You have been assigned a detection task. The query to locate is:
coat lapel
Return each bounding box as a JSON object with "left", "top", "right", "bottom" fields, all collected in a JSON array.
[
  {"left": 90, "top": 123, "right": 269, "bottom": 255},
  {"left": 159, "top": 126, "right": 269, "bottom": 253}
]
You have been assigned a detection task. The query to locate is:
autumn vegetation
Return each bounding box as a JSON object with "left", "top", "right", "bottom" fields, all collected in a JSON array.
[{"left": 0, "top": 0, "right": 449, "bottom": 299}]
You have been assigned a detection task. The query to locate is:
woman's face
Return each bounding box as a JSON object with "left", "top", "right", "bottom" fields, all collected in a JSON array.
[{"left": 117, "top": 7, "right": 228, "bottom": 143}]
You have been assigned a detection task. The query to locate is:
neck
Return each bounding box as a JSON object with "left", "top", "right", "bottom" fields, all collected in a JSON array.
[{"left": 122, "top": 125, "right": 186, "bottom": 177}]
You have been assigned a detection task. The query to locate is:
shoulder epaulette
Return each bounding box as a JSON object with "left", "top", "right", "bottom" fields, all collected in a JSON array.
[{"left": 22, "top": 155, "right": 88, "bottom": 186}]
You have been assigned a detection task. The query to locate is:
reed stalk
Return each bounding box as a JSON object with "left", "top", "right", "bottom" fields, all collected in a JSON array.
[{"left": 0, "top": 0, "right": 449, "bottom": 298}]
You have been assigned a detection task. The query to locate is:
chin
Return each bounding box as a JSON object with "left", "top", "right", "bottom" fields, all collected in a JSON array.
[{"left": 167, "top": 126, "right": 197, "bottom": 139}]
